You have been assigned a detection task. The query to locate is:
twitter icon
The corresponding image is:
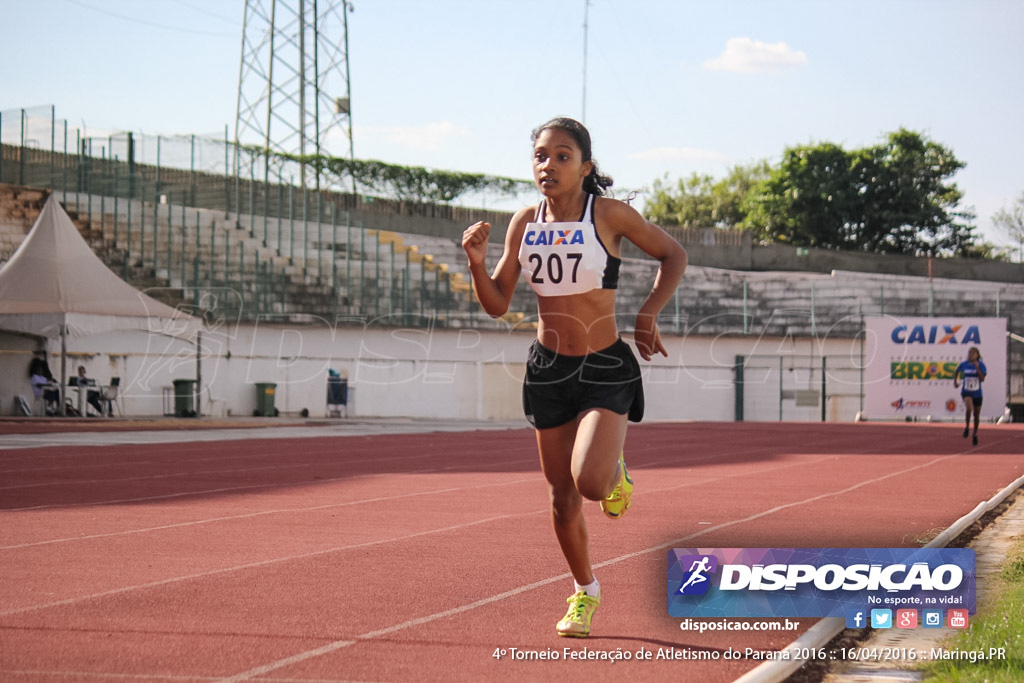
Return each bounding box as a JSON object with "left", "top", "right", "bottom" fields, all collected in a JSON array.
[{"left": 871, "top": 609, "right": 892, "bottom": 628}]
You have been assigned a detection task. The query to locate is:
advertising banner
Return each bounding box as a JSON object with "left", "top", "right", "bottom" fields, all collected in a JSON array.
[
  {"left": 667, "top": 547, "right": 976, "bottom": 619},
  {"left": 863, "top": 317, "right": 1007, "bottom": 420}
]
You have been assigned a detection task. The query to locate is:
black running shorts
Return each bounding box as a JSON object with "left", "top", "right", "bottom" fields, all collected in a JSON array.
[{"left": 522, "top": 338, "right": 645, "bottom": 430}]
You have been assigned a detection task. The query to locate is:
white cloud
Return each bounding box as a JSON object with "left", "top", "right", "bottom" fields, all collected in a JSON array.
[
  {"left": 628, "top": 147, "right": 730, "bottom": 163},
  {"left": 357, "top": 121, "right": 470, "bottom": 152},
  {"left": 703, "top": 37, "right": 807, "bottom": 73}
]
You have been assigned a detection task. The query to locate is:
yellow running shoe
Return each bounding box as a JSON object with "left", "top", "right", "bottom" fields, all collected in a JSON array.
[
  {"left": 600, "top": 453, "right": 633, "bottom": 519},
  {"left": 556, "top": 590, "right": 601, "bottom": 637}
]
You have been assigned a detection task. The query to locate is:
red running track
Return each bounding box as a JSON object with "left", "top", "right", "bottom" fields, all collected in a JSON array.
[{"left": 1, "top": 421, "right": 1022, "bottom": 682}]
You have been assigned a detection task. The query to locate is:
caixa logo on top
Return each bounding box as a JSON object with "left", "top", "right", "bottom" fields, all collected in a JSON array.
[
  {"left": 890, "top": 324, "right": 981, "bottom": 345},
  {"left": 667, "top": 548, "right": 975, "bottom": 618},
  {"left": 523, "top": 229, "right": 585, "bottom": 246}
]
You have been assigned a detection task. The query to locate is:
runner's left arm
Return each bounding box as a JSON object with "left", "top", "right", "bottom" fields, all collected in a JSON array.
[{"left": 607, "top": 200, "right": 687, "bottom": 361}]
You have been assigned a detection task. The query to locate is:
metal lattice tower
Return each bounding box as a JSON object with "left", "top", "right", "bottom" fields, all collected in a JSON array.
[{"left": 235, "top": 0, "right": 354, "bottom": 187}]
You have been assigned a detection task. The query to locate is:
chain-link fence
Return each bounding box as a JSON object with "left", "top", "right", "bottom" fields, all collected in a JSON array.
[
  {"left": 1, "top": 106, "right": 495, "bottom": 326},
  {"left": 735, "top": 353, "right": 865, "bottom": 422},
  {"left": 2, "top": 106, "right": 1023, "bottom": 409}
]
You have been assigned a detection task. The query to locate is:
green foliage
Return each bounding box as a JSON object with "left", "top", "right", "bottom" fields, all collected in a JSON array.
[
  {"left": 646, "top": 173, "right": 716, "bottom": 228},
  {"left": 647, "top": 129, "right": 980, "bottom": 257},
  {"left": 1003, "top": 549, "right": 1024, "bottom": 582},
  {"left": 992, "top": 191, "right": 1024, "bottom": 261},
  {"left": 280, "top": 152, "right": 534, "bottom": 204},
  {"left": 743, "top": 142, "right": 854, "bottom": 247},
  {"left": 853, "top": 129, "right": 976, "bottom": 255},
  {"left": 645, "top": 162, "right": 769, "bottom": 229},
  {"left": 745, "top": 129, "right": 976, "bottom": 255},
  {"left": 961, "top": 241, "right": 1014, "bottom": 261},
  {"left": 920, "top": 542, "right": 1024, "bottom": 682}
]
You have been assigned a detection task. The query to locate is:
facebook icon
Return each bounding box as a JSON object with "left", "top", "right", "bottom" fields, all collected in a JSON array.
[{"left": 845, "top": 609, "right": 867, "bottom": 629}]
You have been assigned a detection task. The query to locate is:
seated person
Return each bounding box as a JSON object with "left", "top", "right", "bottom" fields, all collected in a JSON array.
[
  {"left": 28, "top": 355, "right": 60, "bottom": 415},
  {"left": 29, "top": 355, "right": 54, "bottom": 382},
  {"left": 73, "top": 365, "right": 106, "bottom": 416}
]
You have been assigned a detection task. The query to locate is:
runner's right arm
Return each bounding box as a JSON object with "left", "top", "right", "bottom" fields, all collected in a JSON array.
[{"left": 462, "top": 208, "right": 529, "bottom": 318}]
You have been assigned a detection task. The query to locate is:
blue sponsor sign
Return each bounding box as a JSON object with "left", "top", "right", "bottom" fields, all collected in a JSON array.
[{"left": 667, "top": 548, "right": 975, "bottom": 618}]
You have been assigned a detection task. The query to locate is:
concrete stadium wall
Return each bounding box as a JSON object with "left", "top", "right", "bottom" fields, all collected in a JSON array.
[
  {"left": 3, "top": 174, "right": 1023, "bottom": 418},
  {"left": 1, "top": 320, "right": 862, "bottom": 423},
  {"left": 3, "top": 257, "right": 1022, "bottom": 419},
  {"left": 623, "top": 229, "right": 1024, "bottom": 285}
]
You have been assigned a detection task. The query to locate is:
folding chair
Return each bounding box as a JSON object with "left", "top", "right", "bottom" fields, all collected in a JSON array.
[
  {"left": 32, "top": 383, "right": 61, "bottom": 416},
  {"left": 100, "top": 377, "right": 123, "bottom": 417}
]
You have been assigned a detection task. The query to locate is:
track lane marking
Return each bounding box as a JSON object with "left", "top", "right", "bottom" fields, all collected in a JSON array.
[{"left": 213, "top": 453, "right": 968, "bottom": 681}]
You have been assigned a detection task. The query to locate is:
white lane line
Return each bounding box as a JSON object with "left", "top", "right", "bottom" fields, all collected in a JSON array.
[
  {"left": 0, "top": 463, "right": 322, "bottom": 492},
  {"left": 0, "top": 446, "right": 898, "bottom": 554},
  {"left": 0, "top": 422, "right": 527, "bottom": 451},
  {"left": 0, "top": 446, "right": 530, "bottom": 492},
  {"left": 1, "top": 452, "right": 967, "bottom": 680},
  {"left": 2, "top": 449, "right": 841, "bottom": 551},
  {"left": 215, "top": 640, "right": 361, "bottom": 683},
  {"left": 0, "top": 437, "right": 511, "bottom": 472},
  {"left": 0, "top": 670, "right": 221, "bottom": 681},
  {"left": 0, "top": 510, "right": 542, "bottom": 618},
  {"left": 0, "top": 425, "right": 928, "bottom": 505},
  {"left": 0, "top": 451, "right": 532, "bottom": 492},
  {"left": 0, "top": 455, "right": 538, "bottom": 512},
  {"left": 0, "top": 427, "right": 847, "bottom": 516},
  {"left": 212, "top": 453, "right": 963, "bottom": 682},
  {"left": 0, "top": 454, "right": 845, "bottom": 615},
  {"left": 0, "top": 473, "right": 542, "bottom": 550}
]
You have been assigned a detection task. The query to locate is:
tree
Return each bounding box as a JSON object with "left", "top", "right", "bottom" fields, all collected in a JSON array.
[
  {"left": 644, "top": 162, "right": 769, "bottom": 228},
  {"left": 646, "top": 172, "right": 717, "bottom": 228},
  {"left": 720, "top": 161, "right": 771, "bottom": 226},
  {"left": 742, "top": 142, "right": 856, "bottom": 247},
  {"left": 961, "top": 240, "right": 1013, "bottom": 261},
  {"left": 992, "top": 191, "right": 1024, "bottom": 262},
  {"left": 851, "top": 129, "right": 976, "bottom": 256},
  {"left": 743, "top": 129, "right": 977, "bottom": 256}
]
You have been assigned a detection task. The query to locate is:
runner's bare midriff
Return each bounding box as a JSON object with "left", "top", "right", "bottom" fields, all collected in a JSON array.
[{"left": 535, "top": 289, "right": 619, "bottom": 355}]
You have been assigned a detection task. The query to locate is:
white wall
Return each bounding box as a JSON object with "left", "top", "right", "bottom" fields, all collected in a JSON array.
[{"left": 1, "top": 320, "right": 865, "bottom": 422}]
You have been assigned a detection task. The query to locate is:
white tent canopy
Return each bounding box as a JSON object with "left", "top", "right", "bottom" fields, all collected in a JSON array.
[
  {"left": 0, "top": 195, "right": 199, "bottom": 340},
  {"left": 0, "top": 195, "right": 201, "bottom": 415}
]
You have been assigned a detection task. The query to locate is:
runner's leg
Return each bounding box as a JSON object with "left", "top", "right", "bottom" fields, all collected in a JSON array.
[
  {"left": 962, "top": 397, "right": 973, "bottom": 437},
  {"left": 537, "top": 420, "right": 593, "bottom": 584},
  {"left": 571, "top": 407, "right": 629, "bottom": 501}
]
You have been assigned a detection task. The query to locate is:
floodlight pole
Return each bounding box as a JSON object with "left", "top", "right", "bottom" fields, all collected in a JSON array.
[{"left": 582, "top": 0, "right": 590, "bottom": 123}]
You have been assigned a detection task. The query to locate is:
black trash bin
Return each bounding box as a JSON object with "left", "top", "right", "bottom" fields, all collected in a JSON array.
[
  {"left": 327, "top": 376, "right": 348, "bottom": 417},
  {"left": 254, "top": 382, "right": 278, "bottom": 417},
  {"left": 172, "top": 379, "right": 196, "bottom": 417}
]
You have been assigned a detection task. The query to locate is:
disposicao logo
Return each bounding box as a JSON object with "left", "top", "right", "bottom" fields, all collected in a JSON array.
[
  {"left": 667, "top": 548, "right": 975, "bottom": 618},
  {"left": 675, "top": 554, "right": 718, "bottom": 595}
]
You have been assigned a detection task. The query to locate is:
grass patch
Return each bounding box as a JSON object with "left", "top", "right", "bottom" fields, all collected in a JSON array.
[{"left": 920, "top": 539, "right": 1024, "bottom": 682}]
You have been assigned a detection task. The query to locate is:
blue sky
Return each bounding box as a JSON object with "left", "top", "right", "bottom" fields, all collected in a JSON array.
[{"left": 1, "top": 0, "right": 1022, "bottom": 247}]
